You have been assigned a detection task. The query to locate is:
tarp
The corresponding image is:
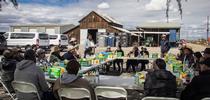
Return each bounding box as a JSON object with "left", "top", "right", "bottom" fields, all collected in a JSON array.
[{"left": 169, "top": 30, "right": 177, "bottom": 42}]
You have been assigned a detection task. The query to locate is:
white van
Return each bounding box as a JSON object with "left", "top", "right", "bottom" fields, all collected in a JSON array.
[
  {"left": 49, "top": 34, "right": 68, "bottom": 48},
  {"left": 5, "top": 32, "right": 50, "bottom": 49}
]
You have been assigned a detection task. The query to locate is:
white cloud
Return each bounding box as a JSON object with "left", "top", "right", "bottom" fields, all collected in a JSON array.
[
  {"left": 145, "top": 0, "right": 166, "bottom": 11},
  {"left": 97, "top": 2, "right": 110, "bottom": 9}
]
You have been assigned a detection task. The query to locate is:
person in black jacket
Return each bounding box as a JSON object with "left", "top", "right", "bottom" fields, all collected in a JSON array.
[
  {"left": 0, "top": 49, "right": 16, "bottom": 93},
  {"left": 181, "top": 58, "right": 210, "bottom": 100},
  {"left": 49, "top": 46, "right": 64, "bottom": 63},
  {"left": 144, "top": 59, "right": 177, "bottom": 97},
  {"left": 113, "top": 45, "right": 124, "bottom": 72}
]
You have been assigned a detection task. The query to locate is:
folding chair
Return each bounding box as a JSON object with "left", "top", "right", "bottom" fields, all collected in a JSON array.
[
  {"left": 58, "top": 87, "right": 91, "bottom": 100},
  {"left": 0, "top": 77, "right": 16, "bottom": 100},
  {"left": 95, "top": 86, "right": 127, "bottom": 100},
  {"left": 142, "top": 96, "right": 179, "bottom": 100},
  {"left": 202, "top": 97, "right": 210, "bottom": 100},
  {"left": 12, "top": 81, "right": 41, "bottom": 100}
]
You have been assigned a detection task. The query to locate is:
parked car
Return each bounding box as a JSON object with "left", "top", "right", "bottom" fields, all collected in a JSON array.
[
  {"left": 0, "top": 34, "right": 7, "bottom": 55},
  {"left": 5, "top": 32, "right": 50, "bottom": 50},
  {"left": 49, "top": 34, "right": 68, "bottom": 49}
]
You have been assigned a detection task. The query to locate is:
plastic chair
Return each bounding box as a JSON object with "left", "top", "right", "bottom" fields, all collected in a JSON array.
[
  {"left": 12, "top": 81, "right": 41, "bottom": 100},
  {"left": 142, "top": 97, "right": 179, "bottom": 100},
  {"left": 0, "top": 78, "right": 16, "bottom": 100},
  {"left": 94, "top": 86, "right": 127, "bottom": 100},
  {"left": 58, "top": 88, "right": 91, "bottom": 100},
  {"left": 202, "top": 97, "right": 210, "bottom": 100}
]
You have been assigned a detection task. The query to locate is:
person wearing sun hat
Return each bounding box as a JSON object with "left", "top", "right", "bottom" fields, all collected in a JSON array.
[
  {"left": 181, "top": 45, "right": 195, "bottom": 68},
  {"left": 49, "top": 46, "right": 64, "bottom": 63},
  {"left": 160, "top": 34, "right": 171, "bottom": 58},
  {"left": 181, "top": 58, "right": 210, "bottom": 100},
  {"left": 63, "top": 45, "right": 80, "bottom": 60}
]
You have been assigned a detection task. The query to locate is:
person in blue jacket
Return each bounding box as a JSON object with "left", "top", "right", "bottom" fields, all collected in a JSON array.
[{"left": 160, "top": 34, "right": 170, "bottom": 58}]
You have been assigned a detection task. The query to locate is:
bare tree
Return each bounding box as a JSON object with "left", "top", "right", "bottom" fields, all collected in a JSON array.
[
  {"left": 0, "top": 0, "right": 18, "bottom": 11},
  {"left": 166, "top": 0, "right": 188, "bottom": 22}
]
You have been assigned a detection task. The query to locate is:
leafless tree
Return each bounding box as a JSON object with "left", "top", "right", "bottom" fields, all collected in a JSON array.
[
  {"left": 0, "top": 0, "right": 18, "bottom": 11},
  {"left": 166, "top": 0, "right": 188, "bottom": 22}
]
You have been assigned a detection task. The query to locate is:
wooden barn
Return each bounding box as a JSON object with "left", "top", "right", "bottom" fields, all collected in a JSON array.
[{"left": 64, "top": 11, "right": 137, "bottom": 47}]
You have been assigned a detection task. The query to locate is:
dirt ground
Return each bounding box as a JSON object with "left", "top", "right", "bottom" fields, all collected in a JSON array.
[{"left": 0, "top": 43, "right": 207, "bottom": 100}]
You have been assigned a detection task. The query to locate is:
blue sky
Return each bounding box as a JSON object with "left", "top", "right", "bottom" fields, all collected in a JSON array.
[{"left": 0, "top": 0, "right": 210, "bottom": 40}]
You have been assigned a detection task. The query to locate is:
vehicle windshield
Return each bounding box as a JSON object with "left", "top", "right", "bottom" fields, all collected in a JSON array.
[
  {"left": 49, "top": 35, "right": 58, "bottom": 40},
  {"left": 61, "top": 35, "right": 68, "bottom": 40},
  {"left": 10, "top": 33, "right": 35, "bottom": 39},
  {"left": 39, "top": 34, "right": 48, "bottom": 40}
]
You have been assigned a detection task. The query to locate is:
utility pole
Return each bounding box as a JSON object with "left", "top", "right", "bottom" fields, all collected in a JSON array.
[{"left": 207, "top": 16, "right": 209, "bottom": 45}]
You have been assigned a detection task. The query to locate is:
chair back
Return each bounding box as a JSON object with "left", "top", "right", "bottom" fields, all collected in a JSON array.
[
  {"left": 202, "top": 97, "right": 210, "bottom": 100},
  {"left": 12, "top": 81, "right": 41, "bottom": 100},
  {"left": 58, "top": 88, "right": 91, "bottom": 100},
  {"left": 0, "top": 78, "right": 15, "bottom": 99},
  {"left": 95, "top": 86, "right": 127, "bottom": 100},
  {"left": 142, "top": 97, "right": 179, "bottom": 100}
]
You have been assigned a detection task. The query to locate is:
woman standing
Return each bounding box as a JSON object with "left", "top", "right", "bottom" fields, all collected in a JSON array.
[{"left": 84, "top": 34, "right": 95, "bottom": 58}]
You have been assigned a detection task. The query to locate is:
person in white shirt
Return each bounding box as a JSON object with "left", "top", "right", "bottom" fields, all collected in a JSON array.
[{"left": 84, "top": 34, "right": 95, "bottom": 58}]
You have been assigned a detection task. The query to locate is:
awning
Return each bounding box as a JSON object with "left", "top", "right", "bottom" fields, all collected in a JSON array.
[
  {"left": 111, "top": 26, "right": 138, "bottom": 36},
  {"left": 143, "top": 32, "right": 170, "bottom": 34}
]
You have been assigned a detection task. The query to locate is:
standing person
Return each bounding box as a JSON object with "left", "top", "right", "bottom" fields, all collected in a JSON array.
[
  {"left": 139, "top": 47, "right": 149, "bottom": 71},
  {"left": 0, "top": 50, "right": 16, "bottom": 93},
  {"left": 84, "top": 34, "right": 95, "bottom": 58},
  {"left": 144, "top": 59, "right": 177, "bottom": 97},
  {"left": 126, "top": 46, "right": 140, "bottom": 72},
  {"left": 104, "top": 46, "right": 112, "bottom": 72},
  {"left": 14, "top": 49, "right": 50, "bottom": 100},
  {"left": 113, "top": 45, "right": 124, "bottom": 72},
  {"left": 49, "top": 46, "right": 64, "bottom": 63},
  {"left": 53, "top": 60, "right": 96, "bottom": 100},
  {"left": 181, "top": 58, "right": 210, "bottom": 100},
  {"left": 160, "top": 34, "right": 170, "bottom": 58}
]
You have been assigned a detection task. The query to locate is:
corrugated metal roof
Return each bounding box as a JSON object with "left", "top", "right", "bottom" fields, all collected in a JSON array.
[
  {"left": 111, "top": 26, "right": 139, "bottom": 36},
  {"left": 140, "top": 22, "right": 181, "bottom": 28},
  {"left": 94, "top": 11, "right": 122, "bottom": 25}
]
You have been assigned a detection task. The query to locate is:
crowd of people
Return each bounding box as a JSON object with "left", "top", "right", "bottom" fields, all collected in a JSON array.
[{"left": 0, "top": 34, "right": 210, "bottom": 100}]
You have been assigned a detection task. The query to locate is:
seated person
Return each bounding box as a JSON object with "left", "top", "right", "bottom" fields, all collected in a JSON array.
[
  {"left": 126, "top": 46, "right": 140, "bottom": 72},
  {"left": 181, "top": 58, "right": 210, "bottom": 100},
  {"left": 180, "top": 46, "right": 194, "bottom": 68},
  {"left": 36, "top": 48, "right": 51, "bottom": 67},
  {"left": 139, "top": 47, "right": 149, "bottom": 71},
  {"left": 14, "top": 49, "right": 50, "bottom": 100},
  {"left": 0, "top": 50, "right": 16, "bottom": 93},
  {"left": 49, "top": 46, "right": 64, "bottom": 63},
  {"left": 11, "top": 47, "right": 24, "bottom": 62},
  {"left": 113, "top": 45, "right": 124, "bottom": 72},
  {"left": 144, "top": 59, "right": 177, "bottom": 97},
  {"left": 105, "top": 46, "right": 112, "bottom": 72},
  {"left": 53, "top": 59, "right": 96, "bottom": 100},
  {"left": 63, "top": 46, "right": 80, "bottom": 61}
]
